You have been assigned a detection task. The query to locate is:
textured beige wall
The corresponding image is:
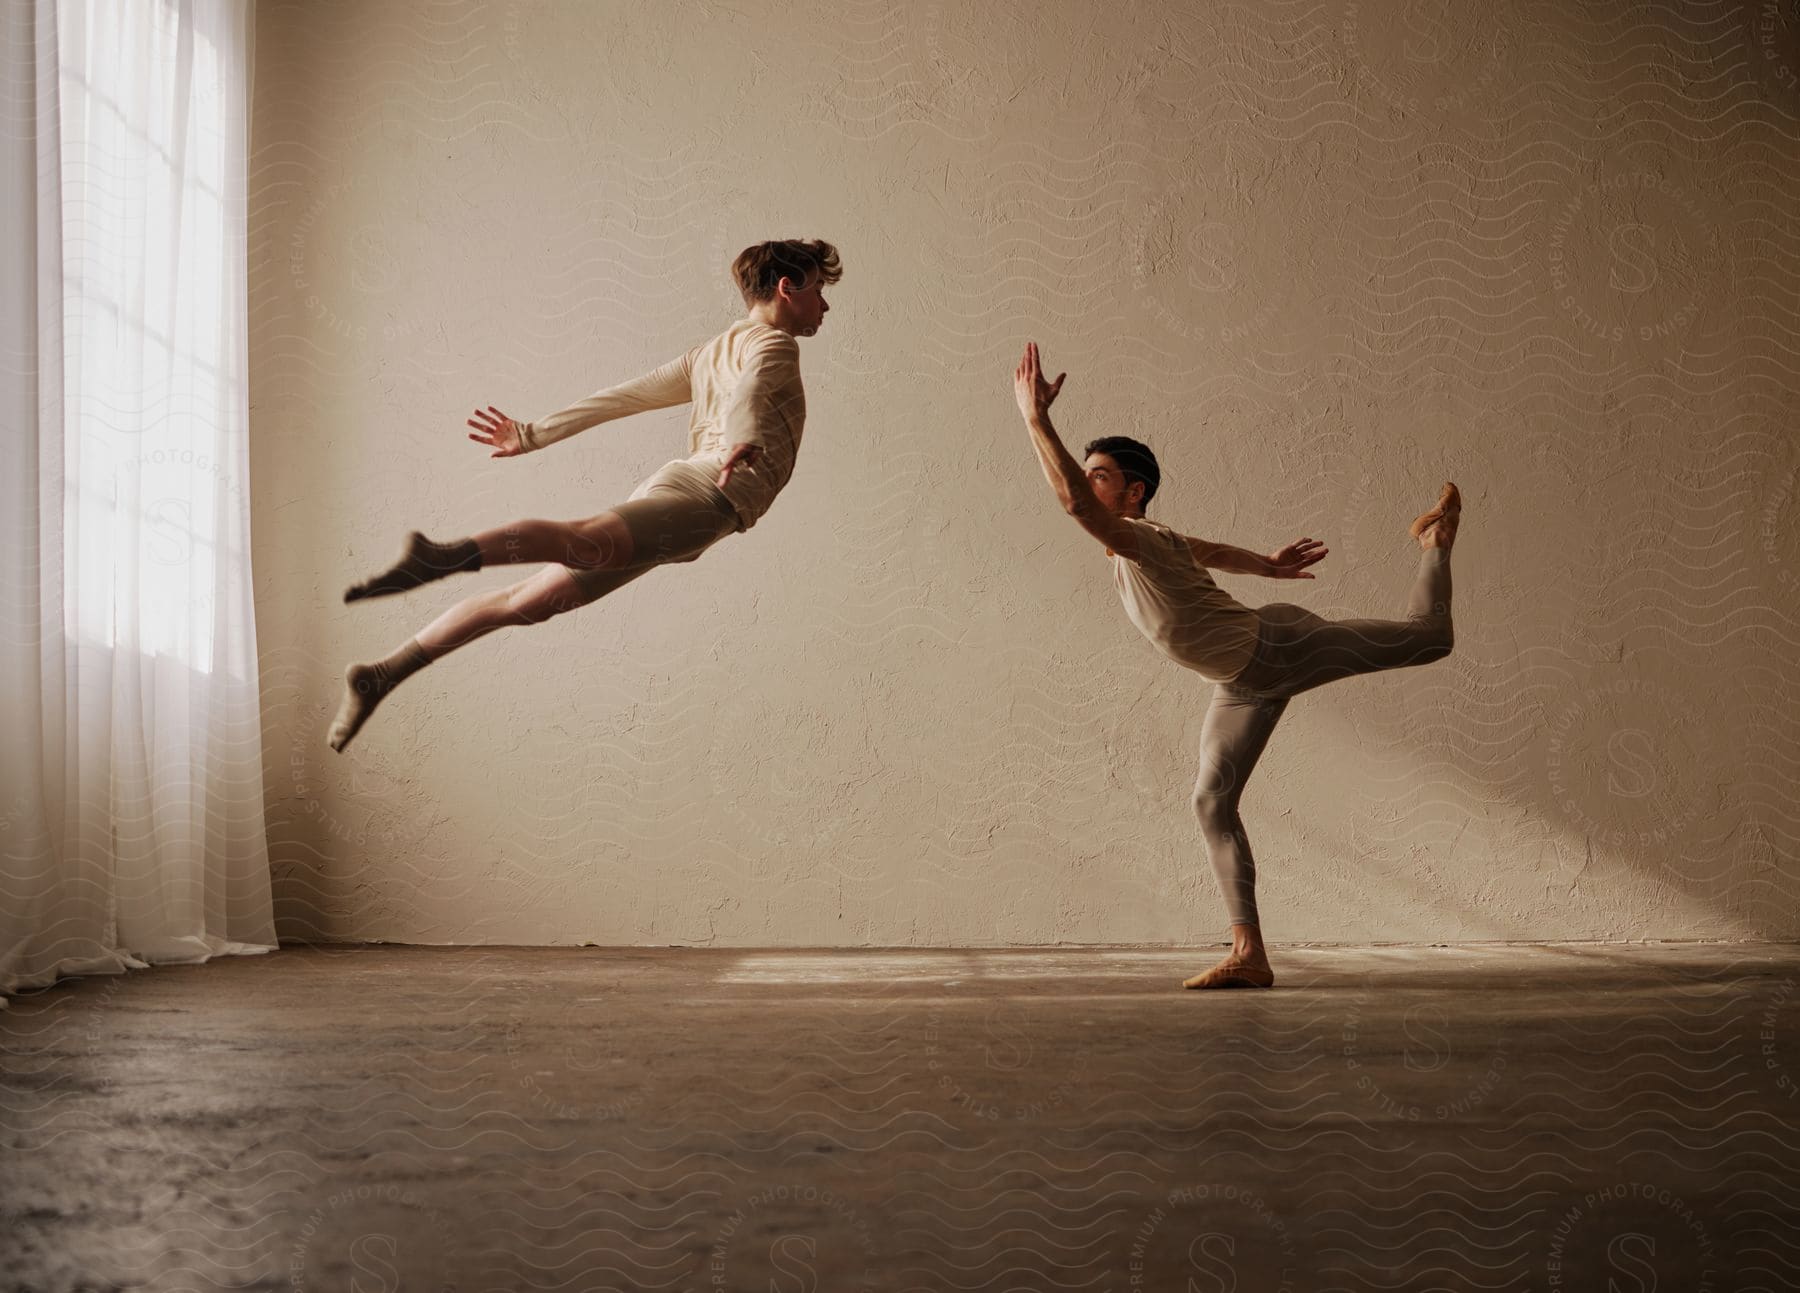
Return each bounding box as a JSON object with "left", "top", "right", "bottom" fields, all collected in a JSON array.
[{"left": 249, "top": 0, "right": 1800, "bottom": 946}]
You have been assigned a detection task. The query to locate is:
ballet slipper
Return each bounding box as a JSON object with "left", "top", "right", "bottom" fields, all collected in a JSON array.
[
  {"left": 1182, "top": 956, "right": 1276, "bottom": 990},
  {"left": 1409, "top": 481, "right": 1461, "bottom": 542}
]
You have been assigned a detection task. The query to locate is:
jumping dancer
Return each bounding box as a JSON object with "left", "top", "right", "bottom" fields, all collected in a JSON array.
[
  {"left": 1012, "top": 342, "right": 1459, "bottom": 990},
  {"left": 327, "top": 239, "right": 839, "bottom": 752}
]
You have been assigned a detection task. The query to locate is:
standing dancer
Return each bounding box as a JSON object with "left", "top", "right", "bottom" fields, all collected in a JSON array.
[
  {"left": 1012, "top": 342, "right": 1460, "bottom": 990},
  {"left": 327, "top": 238, "right": 839, "bottom": 752}
]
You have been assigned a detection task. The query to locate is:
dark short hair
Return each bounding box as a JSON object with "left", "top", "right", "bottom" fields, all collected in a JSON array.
[
  {"left": 1083, "top": 436, "right": 1160, "bottom": 512},
  {"left": 731, "top": 239, "right": 842, "bottom": 305}
]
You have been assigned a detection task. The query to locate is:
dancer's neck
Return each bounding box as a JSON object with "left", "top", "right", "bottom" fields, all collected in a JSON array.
[{"left": 745, "top": 305, "right": 799, "bottom": 335}]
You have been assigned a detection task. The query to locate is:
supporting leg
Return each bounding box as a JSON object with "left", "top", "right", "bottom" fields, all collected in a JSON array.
[{"left": 1184, "top": 686, "right": 1287, "bottom": 990}]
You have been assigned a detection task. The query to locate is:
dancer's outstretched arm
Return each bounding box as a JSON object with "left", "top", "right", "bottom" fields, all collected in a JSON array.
[
  {"left": 1012, "top": 341, "right": 1142, "bottom": 560},
  {"left": 468, "top": 348, "right": 699, "bottom": 458},
  {"left": 1186, "top": 536, "right": 1328, "bottom": 579}
]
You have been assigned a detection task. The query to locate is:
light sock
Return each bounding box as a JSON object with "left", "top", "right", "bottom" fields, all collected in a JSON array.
[
  {"left": 326, "top": 638, "right": 434, "bottom": 752},
  {"left": 345, "top": 532, "right": 481, "bottom": 602}
]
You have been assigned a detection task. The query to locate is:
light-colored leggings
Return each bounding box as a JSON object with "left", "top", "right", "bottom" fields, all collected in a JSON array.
[{"left": 1195, "top": 548, "right": 1453, "bottom": 928}]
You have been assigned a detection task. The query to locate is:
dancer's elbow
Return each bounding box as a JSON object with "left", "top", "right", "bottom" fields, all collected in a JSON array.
[{"left": 1062, "top": 489, "right": 1100, "bottom": 520}]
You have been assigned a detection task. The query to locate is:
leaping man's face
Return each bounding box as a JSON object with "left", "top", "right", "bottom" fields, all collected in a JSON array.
[{"left": 783, "top": 269, "right": 829, "bottom": 336}]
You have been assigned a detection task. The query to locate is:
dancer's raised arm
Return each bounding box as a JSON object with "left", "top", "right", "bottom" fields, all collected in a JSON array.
[{"left": 1013, "top": 341, "right": 1141, "bottom": 560}]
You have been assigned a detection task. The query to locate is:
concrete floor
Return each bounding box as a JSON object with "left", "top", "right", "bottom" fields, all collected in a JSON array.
[{"left": 3, "top": 942, "right": 1798, "bottom": 1292}]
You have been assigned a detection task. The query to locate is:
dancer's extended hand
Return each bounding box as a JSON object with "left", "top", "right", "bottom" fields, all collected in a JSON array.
[
  {"left": 1268, "top": 537, "right": 1328, "bottom": 579},
  {"left": 717, "top": 442, "right": 760, "bottom": 489},
  {"left": 1014, "top": 341, "right": 1065, "bottom": 420},
  {"left": 467, "top": 406, "right": 526, "bottom": 457}
]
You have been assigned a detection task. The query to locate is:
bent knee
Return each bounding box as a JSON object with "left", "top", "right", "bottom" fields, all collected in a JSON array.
[{"left": 1192, "top": 788, "right": 1240, "bottom": 833}]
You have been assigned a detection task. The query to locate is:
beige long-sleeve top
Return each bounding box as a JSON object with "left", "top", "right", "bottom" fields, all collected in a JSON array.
[
  {"left": 1112, "top": 517, "right": 1261, "bottom": 682},
  {"left": 518, "top": 319, "right": 805, "bottom": 531}
]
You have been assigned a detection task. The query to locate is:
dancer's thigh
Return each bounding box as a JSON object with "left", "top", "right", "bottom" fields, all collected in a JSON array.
[
  {"left": 564, "top": 557, "right": 657, "bottom": 606},
  {"left": 1196, "top": 686, "right": 1289, "bottom": 800},
  {"left": 566, "top": 490, "right": 734, "bottom": 602},
  {"left": 609, "top": 488, "right": 738, "bottom": 567},
  {"left": 1239, "top": 603, "right": 1431, "bottom": 698},
  {"left": 1278, "top": 614, "right": 1442, "bottom": 696}
]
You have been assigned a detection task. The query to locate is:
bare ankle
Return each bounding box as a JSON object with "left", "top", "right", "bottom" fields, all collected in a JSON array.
[{"left": 1230, "top": 925, "right": 1265, "bottom": 960}]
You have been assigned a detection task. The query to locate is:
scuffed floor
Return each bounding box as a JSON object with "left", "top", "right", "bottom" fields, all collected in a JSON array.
[{"left": 4, "top": 943, "right": 1798, "bottom": 1290}]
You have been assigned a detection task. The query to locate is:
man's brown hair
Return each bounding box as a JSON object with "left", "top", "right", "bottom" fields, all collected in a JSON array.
[{"left": 732, "top": 239, "right": 842, "bottom": 305}]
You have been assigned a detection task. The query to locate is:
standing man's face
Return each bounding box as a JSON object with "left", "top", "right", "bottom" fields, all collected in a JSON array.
[{"left": 1084, "top": 454, "right": 1143, "bottom": 518}]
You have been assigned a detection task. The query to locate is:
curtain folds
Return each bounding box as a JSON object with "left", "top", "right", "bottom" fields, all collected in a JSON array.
[{"left": 2, "top": 0, "right": 275, "bottom": 1001}]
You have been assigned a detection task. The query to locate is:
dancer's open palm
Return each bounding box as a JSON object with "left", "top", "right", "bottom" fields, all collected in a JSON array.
[
  {"left": 1014, "top": 341, "right": 1065, "bottom": 420},
  {"left": 467, "top": 406, "right": 525, "bottom": 457},
  {"left": 1268, "top": 537, "right": 1328, "bottom": 579}
]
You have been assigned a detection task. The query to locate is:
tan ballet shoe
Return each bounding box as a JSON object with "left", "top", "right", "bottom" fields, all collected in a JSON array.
[
  {"left": 1409, "top": 481, "right": 1461, "bottom": 543},
  {"left": 1182, "top": 956, "right": 1276, "bottom": 990}
]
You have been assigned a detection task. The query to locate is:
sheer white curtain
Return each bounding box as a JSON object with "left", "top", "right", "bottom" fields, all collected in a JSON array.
[{"left": 1, "top": 0, "right": 274, "bottom": 1000}]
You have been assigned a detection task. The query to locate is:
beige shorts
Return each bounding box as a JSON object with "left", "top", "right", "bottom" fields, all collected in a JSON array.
[{"left": 567, "top": 458, "right": 742, "bottom": 602}]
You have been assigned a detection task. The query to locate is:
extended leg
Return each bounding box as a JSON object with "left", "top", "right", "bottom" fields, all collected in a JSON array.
[
  {"left": 328, "top": 483, "right": 735, "bottom": 752},
  {"left": 1184, "top": 687, "right": 1288, "bottom": 990},
  {"left": 1270, "top": 547, "right": 1453, "bottom": 697},
  {"left": 1250, "top": 484, "right": 1460, "bottom": 698},
  {"left": 343, "top": 457, "right": 739, "bottom": 603},
  {"left": 343, "top": 512, "right": 639, "bottom": 604},
  {"left": 468, "top": 512, "right": 636, "bottom": 571},
  {"left": 470, "top": 461, "right": 740, "bottom": 576},
  {"left": 327, "top": 562, "right": 649, "bottom": 752},
  {"left": 344, "top": 531, "right": 484, "bottom": 602}
]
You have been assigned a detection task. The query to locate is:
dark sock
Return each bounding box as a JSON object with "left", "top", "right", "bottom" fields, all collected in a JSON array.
[{"left": 345, "top": 532, "right": 481, "bottom": 602}]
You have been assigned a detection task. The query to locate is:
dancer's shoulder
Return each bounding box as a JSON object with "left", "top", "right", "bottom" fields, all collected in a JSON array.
[
  {"left": 1121, "top": 517, "right": 1186, "bottom": 559},
  {"left": 709, "top": 319, "right": 800, "bottom": 361},
  {"left": 745, "top": 320, "right": 800, "bottom": 351},
  {"left": 1104, "top": 515, "right": 1168, "bottom": 567}
]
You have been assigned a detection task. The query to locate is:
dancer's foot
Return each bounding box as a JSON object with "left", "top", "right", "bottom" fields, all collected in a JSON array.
[
  {"left": 327, "top": 640, "right": 433, "bottom": 752},
  {"left": 1182, "top": 953, "right": 1275, "bottom": 990},
  {"left": 327, "top": 662, "right": 398, "bottom": 753},
  {"left": 1409, "top": 481, "right": 1461, "bottom": 550},
  {"left": 345, "top": 531, "right": 480, "bottom": 602}
]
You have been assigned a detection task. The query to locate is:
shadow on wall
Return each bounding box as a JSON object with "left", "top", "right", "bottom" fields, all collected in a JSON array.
[{"left": 1302, "top": 449, "right": 1796, "bottom": 940}]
